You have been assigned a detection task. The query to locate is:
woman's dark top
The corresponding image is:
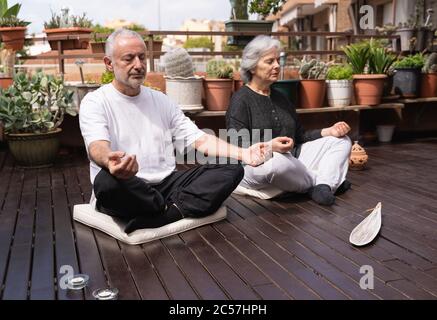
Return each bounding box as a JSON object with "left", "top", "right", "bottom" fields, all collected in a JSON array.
[{"left": 226, "top": 85, "right": 322, "bottom": 157}]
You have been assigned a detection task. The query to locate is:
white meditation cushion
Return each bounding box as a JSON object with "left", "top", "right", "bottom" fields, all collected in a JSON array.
[
  {"left": 232, "top": 185, "right": 284, "bottom": 200},
  {"left": 73, "top": 204, "right": 227, "bottom": 245}
]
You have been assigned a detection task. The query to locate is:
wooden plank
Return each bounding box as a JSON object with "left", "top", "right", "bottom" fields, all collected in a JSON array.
[
  {"left": 388, "top": 279, "right": 437, "bottom": 300},
  {"left": 142, "top": 240, "right": 199, "bottom": 300},
  {"left": 94, "top": 231, "right": 140, "bottom": 300},
  {"left": 161, "top": 234, "right": 228, "bottom": 300},
  {"left": 67, "top": 191, "right": 108, "bottom": 300},
  {"left": 2, "top": 170, "right": 37, "bottom": 300},
  {"left": 119, "top": 242, "right": 169, "bottom": 300},
  {"left": 225, "top": 200, "right": 382, "bottom": 299},
  {"left": 51, "top": 167, "right": 83, "bottom": 300},
  {"left": 30, "top": 169, "right": 55, "bottom": 300},
  {"left": 0, "top": 166, "right": 23, "bottom": 299},
  {"left": 179, "top": 228, "right": 261, "bottom": 300},
  {"left": 218, "top": 208, "right": 345, "bottom": 300}
]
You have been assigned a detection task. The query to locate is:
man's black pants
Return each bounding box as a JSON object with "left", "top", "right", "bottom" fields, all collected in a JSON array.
[{"left": 93, "top": 164, "right": 244, "bottom": 233}]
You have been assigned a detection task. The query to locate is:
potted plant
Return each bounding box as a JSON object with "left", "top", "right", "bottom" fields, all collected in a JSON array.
[
  {"left": 368, "top": 40, "right": 397, "bottom": 98},
  {"left": 225, "top": 0, "right": 280, "bottom": 46},
  {"left": 393, "top": 53, "right": 425, "bottom": 98},
  {"left": 0, "top": 72, "right": 76, "bottom": 167},
  {"left": 162, "top": 47, "right": 203, "bottom": 112},
  {"left": 344, "top": 40, "right": 387, "bottom": 106},
  {"left": 325, "top": 64, "right": 353, "bottom": 108},
  {"left": 294, "top": 56, "right": 330, "bottom": 109},
  {"left": 0, "top": 0, "right": 30, "bottom": 51},
  {"left": 420, "top": 52, "right": 437, "bottom": 98},
  {"left": 43, "top": 8, "right": 93, "bottom": 51},
  {"left": 204, "top": 59, "right": 234, "bottom": 111},
  {"left": 89, "top": 24, "right": 113, "bottom": 54}
]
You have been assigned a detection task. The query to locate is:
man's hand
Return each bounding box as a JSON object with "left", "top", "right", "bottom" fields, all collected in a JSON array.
[
  {"left": 107, "top": 151, "right": 139, "bottom": 179},
  {"left": 241, "top": 142, "right": 271, "bottom": 167},
  {"left": 322, "top": 121, "right": 351, "bottom": 138},
  {"left": 271, "top": 136, "right": 294, "bottom": 153}
]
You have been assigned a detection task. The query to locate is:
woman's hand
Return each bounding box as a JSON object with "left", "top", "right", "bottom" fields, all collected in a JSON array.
[
  {"left": 321, "top": 122, "right": 351, "bottom": 138},
  {"left": 271, "top": 136, "right": 294, "bottom": 153},
  {"left": 107, "top": 151, "right": 139, "bottom": 179}
]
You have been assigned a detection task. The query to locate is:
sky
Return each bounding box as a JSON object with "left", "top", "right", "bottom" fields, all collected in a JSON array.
[{"left": 19, "top": 0, "right": 239, "bottom": 34}]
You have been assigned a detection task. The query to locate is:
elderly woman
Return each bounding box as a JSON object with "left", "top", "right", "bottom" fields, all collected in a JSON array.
[{"left": 226, "top": 35, "right": 352, "bottom": 206}]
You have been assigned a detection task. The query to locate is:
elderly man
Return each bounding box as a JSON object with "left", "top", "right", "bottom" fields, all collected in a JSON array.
[{"left": 79, "top": 29, "right": 267, "bottom": 233}]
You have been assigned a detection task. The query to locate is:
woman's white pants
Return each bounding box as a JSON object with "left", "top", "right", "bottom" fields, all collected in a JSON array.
[{"left": 240, "top": 136, "right": 352, "bottom": 193}]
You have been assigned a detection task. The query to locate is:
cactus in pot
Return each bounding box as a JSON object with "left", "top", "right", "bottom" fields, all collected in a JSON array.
[
  {"left": 293, "top": 56, "right": 331, "bottom": 108},
  {"left": 206, "top": 59, "right": 234, "bottom": 79},
  {"left": 204, "top": 59, "right": 234, "bottom": 111},
  {"left": 161, "top": 48, "right": 203, "bottom": 112},
  {"left": 162, "top": 47, "right": 195, "bottom": 79},
  {"left": 421, "top": 52, "right": 437, "bottom": 97}
]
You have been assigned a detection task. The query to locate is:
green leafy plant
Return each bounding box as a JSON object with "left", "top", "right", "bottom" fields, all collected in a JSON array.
[
  {"left": 44, "top": 9, "right": 92, "bottom": 29},
  {"left": 0, "top": 0, "right": 29, "bottom": 27},
  {"left": 100, "top": 70, "right": 114, "bottom": 84},
  {"left": 248, "top": 0, "right": 285, "bottom": 18},
  {"left": 0, "top": 71, "right": 76, "bottom": 134},
  {"left": 206, "top": 59, "right": 234, "bottom": 79},
  {"left": 368, "top": 39, "right": 397, "bottom": 74},
  {"left": 92, "top": 24, "right": 114, "bottom": 42},
  {"left": 183, "top": 36, "right": 214, "bottom": 51},
  {"left": 293, "top": 56, "right": 331, "bottom": 80},
  {"left": 423, "top": 52, "right": 437, "bottom": 73},
  {"left": 326, "top": 64, "right": 353, "bottom": 80},
  {"left": 343, "top": 41, "right": 370, "bottom": 74},
  {"left": 393, "top": 53, "right": 425, "bottom": 69}
]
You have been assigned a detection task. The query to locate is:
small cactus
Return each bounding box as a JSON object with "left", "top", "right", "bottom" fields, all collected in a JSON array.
[
  {"left": 162, "top": 47, "right": 194, "bottom": 78},
  {"left": 423, "top": 52, "right": 437, "bottom": 73},
  {"left": 294, "top": 56, "right": 331, "bottom": 80},
  {"left": 206, "top": 59, "right": 234, "bottom": 79}
]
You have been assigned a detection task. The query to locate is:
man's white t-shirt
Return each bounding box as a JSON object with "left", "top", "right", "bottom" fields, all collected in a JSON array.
[{"left": 79, "top": 83, "right": 205, "bottom": 184}]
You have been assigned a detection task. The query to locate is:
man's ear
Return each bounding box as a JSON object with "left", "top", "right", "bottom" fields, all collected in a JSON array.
[{"left": 103, "top": 56, "right": 114, "bottom": 72}]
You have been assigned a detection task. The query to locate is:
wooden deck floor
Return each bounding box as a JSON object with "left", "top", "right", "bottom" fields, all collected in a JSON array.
[{"left": 1, "top": 140, "right": 437, "bottom": 300}]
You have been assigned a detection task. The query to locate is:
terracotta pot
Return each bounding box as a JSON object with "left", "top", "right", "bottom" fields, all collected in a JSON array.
[
  {"left": 420, "top": 73, "right": 437, "bottom": 98},
  {"left": 0, "top": 26, "right": 26, "bottom": 51},
  {"left": 145, "top": 72, "right": 166, "bottom": 93},
  {"left": 349, "top": 141, "right": 368, "bottom": 170},
  {"left": 203, "top": 78, "right": 233, "bottom": 111},
  {"left": 90, "top": 41, "right": 105, "bottom": 54},
  {"left": 0, "top": 77, "right": 13, "bottom": 89},
  {"left": 44, "top": 27, "right": 92, "bottom": 50},
  {"left": 6, "top": 128, "right": 62, "bottom": 168},
  {"left": 353, "top": 74, "right": 387, "bottom": 106},
  {"left": 299, "top": 79, "right": 326, "bottom": 108}
]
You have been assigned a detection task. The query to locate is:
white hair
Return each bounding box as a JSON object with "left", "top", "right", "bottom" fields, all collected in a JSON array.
[
  {"left": 240, "top": 35, "right": 282, "bottom": 84},
  {"left": 105, "top": 28, "right": 145, "bottom": 57}
]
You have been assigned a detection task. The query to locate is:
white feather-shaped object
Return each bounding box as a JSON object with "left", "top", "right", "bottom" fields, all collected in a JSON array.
[{"left": 349, "top": 202, "right": 382, "bottom": 246}]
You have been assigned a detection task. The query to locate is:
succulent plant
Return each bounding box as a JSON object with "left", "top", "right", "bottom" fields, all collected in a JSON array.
[
  {"left": 162, "top": 47, "right": 195, "bottom": 78},
  {"left": 423, "top": 52, "right": 437, "bottom": 73},
  {"left": 206, "top": 59, "right": 234, "bottom": 79},
  {"left": 293, "top": 56, "right": 331, "bottom": 79}
]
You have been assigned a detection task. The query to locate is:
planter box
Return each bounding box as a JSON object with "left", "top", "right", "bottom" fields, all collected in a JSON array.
[
  {"left": 326, "top": 80, "right": 353, "bottom": 108},
  {"left": 0, "top": 26, "right": 26, "bottom": 51},
  {"left": 90, "top": 41, "right": 105, "bottom": 54},
  {"left": 393, "top": 67, "right": 421, "bottom": 98},
  {"left": 6, "top": 128, "right": 62, "bottom": 168},
  {"left": 165, "top": 77, "right": 204, "bottom": 112},
  {"left": 44, "top": 27, "right": 92, "bottom": 50},
  {"left": 203, "top": 78, "right": 233, "bottom": 111},
  {"left": 225, "top": 20, "right": 273, "bottom": 46},
  {"left": 271, "top": 80, "right": 300, "bottom": 106}
]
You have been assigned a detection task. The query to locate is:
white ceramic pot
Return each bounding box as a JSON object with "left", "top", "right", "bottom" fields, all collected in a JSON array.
[
  {"left": 165, "top": 76, "right": 204, "bottom": 112},
  {"left": 376, "top": 125, "right": 395, "bottom": 143},
  {"left": 326, "top": 80, "right": 353, "bottom": 108}
]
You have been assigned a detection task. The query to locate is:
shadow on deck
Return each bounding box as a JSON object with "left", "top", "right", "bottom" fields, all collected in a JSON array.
[{"left": 1, "top": 140, "right": 437, "bottom": 300}]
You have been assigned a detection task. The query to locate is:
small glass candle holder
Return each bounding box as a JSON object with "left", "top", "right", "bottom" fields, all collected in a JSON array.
[{"left": 92, "top": 288, "right": 119, "bottom": 300}]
